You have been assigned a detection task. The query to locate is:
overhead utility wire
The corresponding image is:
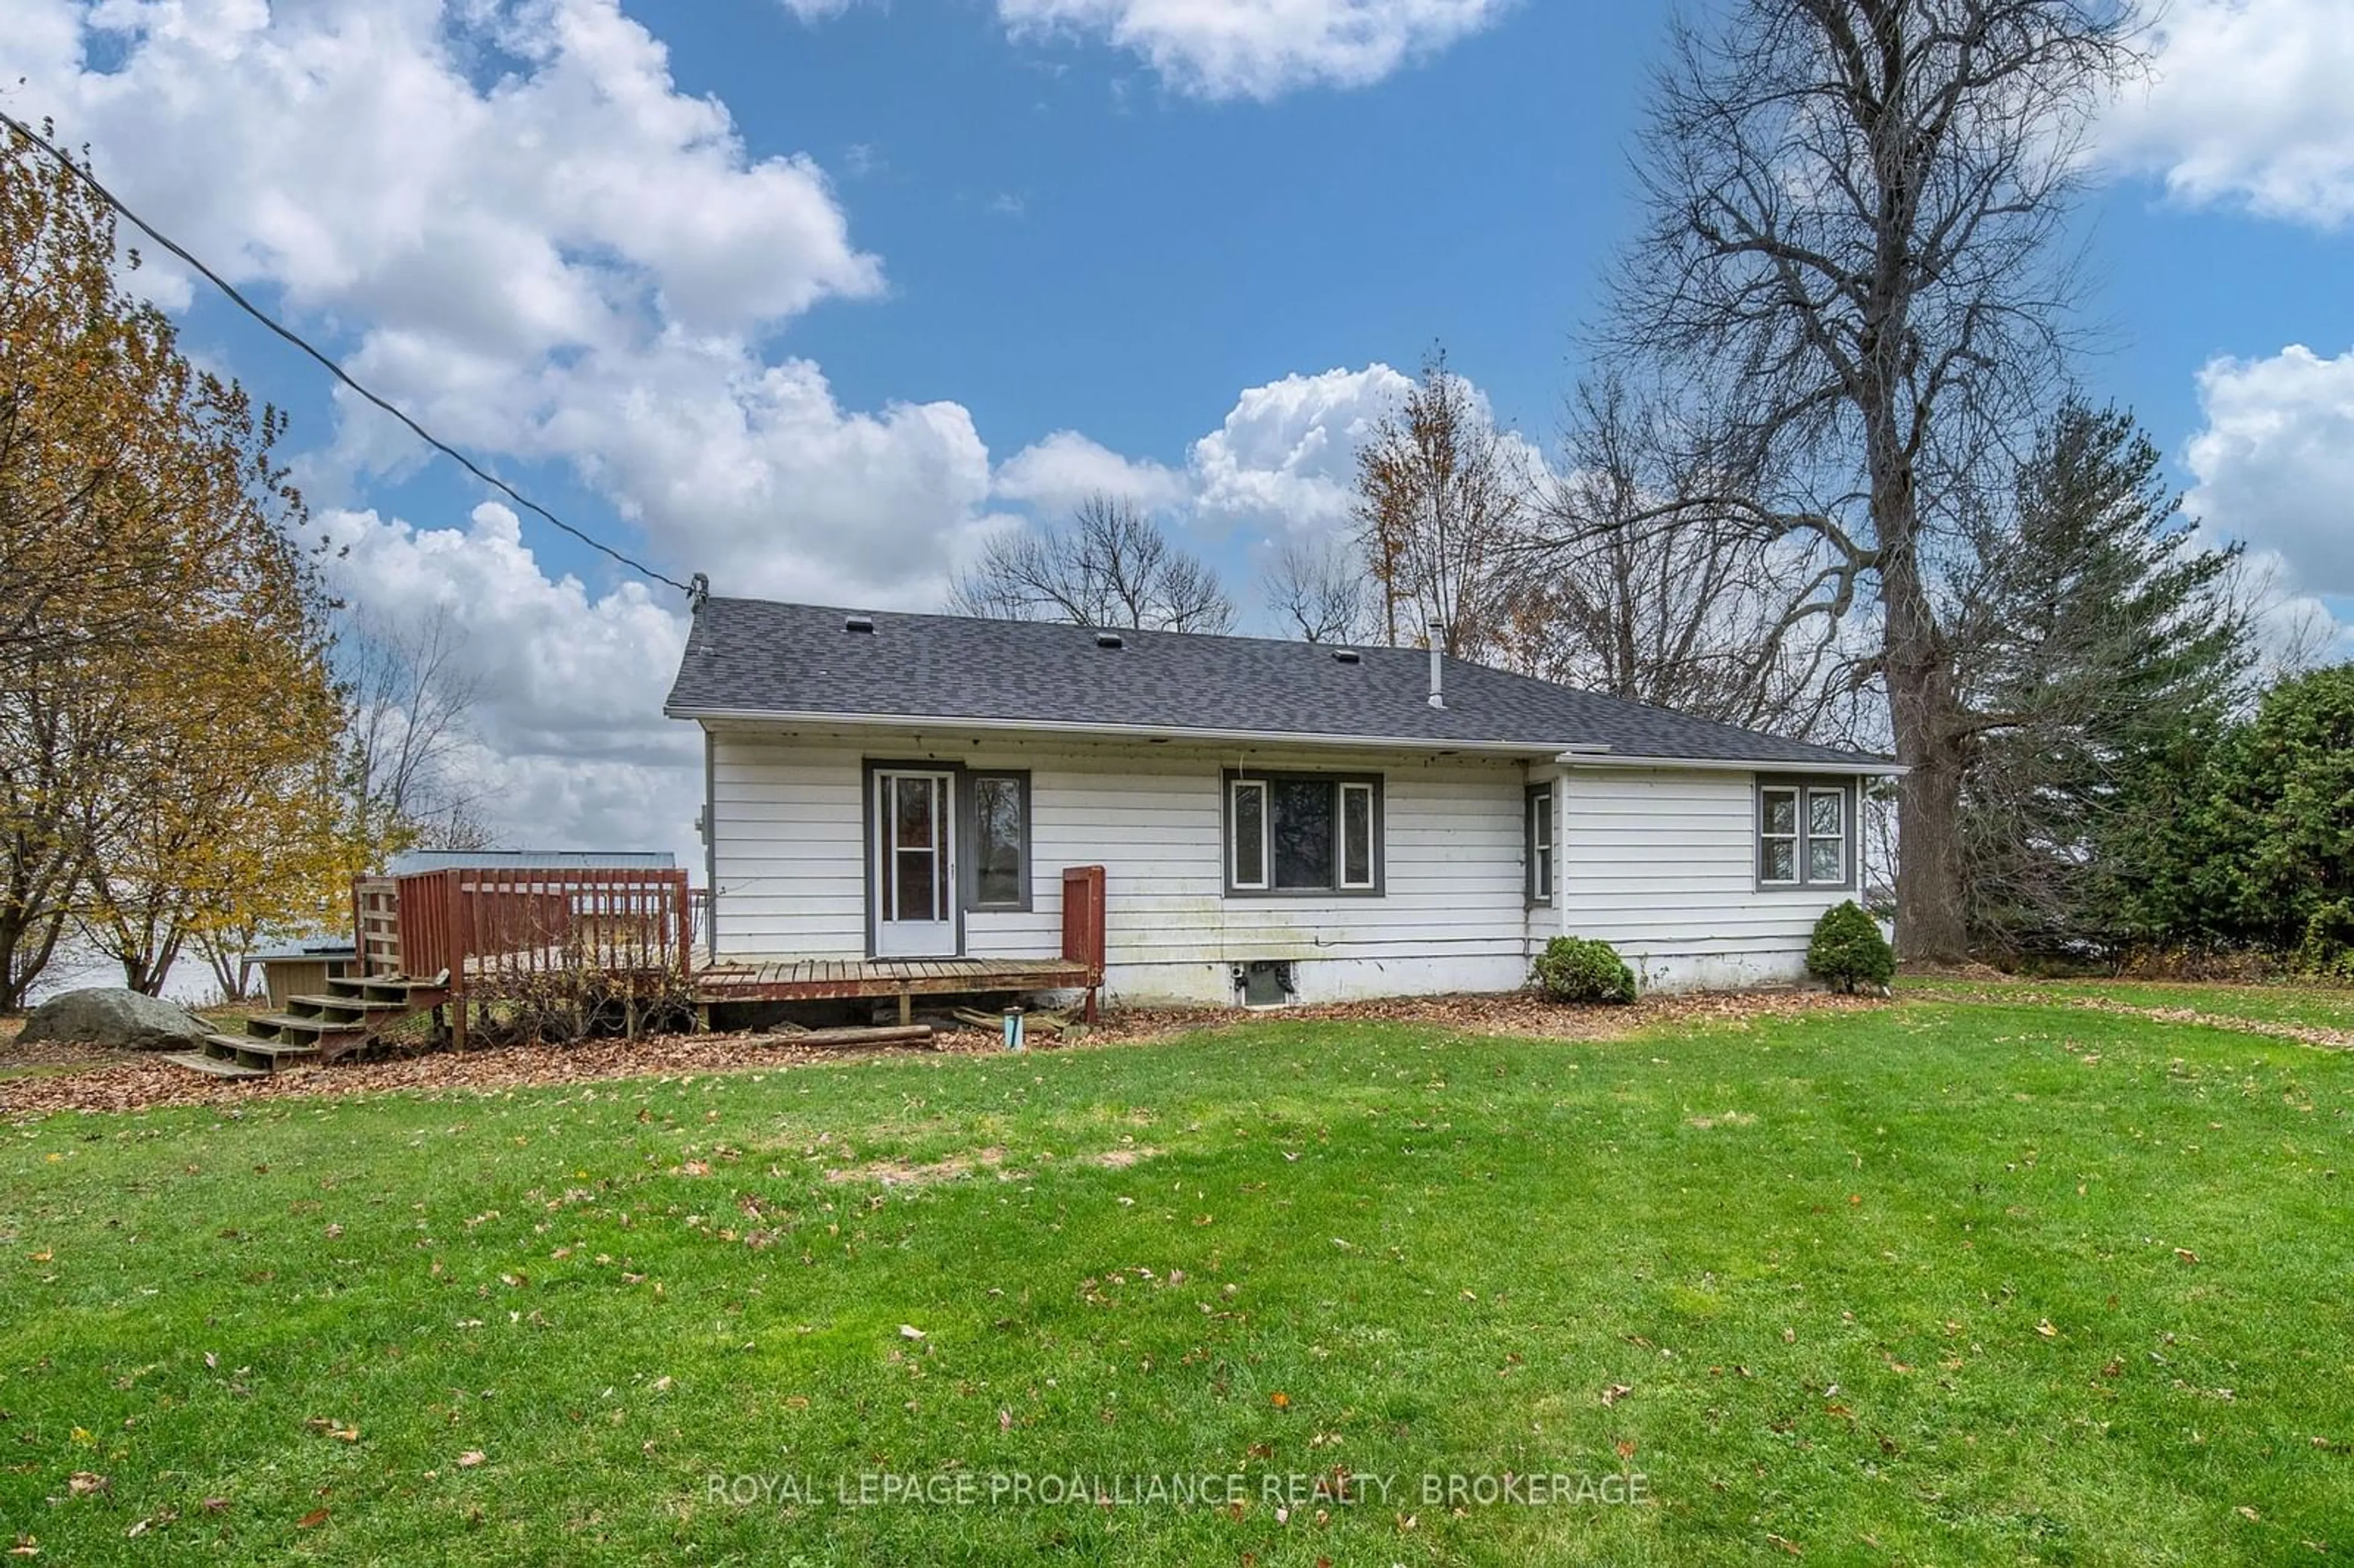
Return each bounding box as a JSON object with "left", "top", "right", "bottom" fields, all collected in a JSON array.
[{"left": 1, "top": 110, "right": 698, "bottom": 599}]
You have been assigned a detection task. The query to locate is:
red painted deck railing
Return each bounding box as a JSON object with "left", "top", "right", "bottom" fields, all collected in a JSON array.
[{"left": 389, "top": 866, "right": 692, "bottom": 988}]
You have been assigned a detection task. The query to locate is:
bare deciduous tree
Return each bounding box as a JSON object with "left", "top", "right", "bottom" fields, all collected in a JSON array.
[
  {"left": 1354, "top": 348, "right": 1528, "bottom": 655},
  {"left": 950, "top": 494, "right": 1236, "bottom": 634},
  {"left": 1262, "top": 536, "right": 1377, "bottom": 644},
  {"left": 1609, "top": 0, "right": 2139, "bottom": 961},
  {"left": 1507, "top": 376, "right": 1855, "bottom": 733},
  {"left": 340, "top": 606, "right": 494, "bottom": 854}
]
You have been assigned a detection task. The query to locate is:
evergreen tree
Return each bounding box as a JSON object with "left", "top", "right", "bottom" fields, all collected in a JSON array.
[{"left": 1952, "top": 401, "right": 2249, "bottom": 960}]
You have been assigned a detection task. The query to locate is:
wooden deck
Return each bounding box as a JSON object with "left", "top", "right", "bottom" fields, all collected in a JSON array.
[{"left": 693, "top": 954, "right": 1097, "bottom": 1004}]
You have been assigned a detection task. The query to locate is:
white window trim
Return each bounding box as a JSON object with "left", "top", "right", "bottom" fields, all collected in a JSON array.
[
  {"left": 1806, "top": 787, "right": 1846, "bottom": 886},
  {"left": 1229, "top": 777, "right": 1271, "bottom": 891},
  {"left": 1339, "top": 782, "right": 1377, "bottom": 891},
  {"left": 1528, "top": 786, "right": 1555, "bottom": 904},
  {"left": 1221, "top": 769, "right": 1385, "bottom": 897},
  {"left": 1759, "top": 785, "right": 1802, "bottom": 886}
]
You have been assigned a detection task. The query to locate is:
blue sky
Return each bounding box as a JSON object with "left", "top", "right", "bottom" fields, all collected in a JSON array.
[{"left": 6, "top": 0, "right": 2351, "bottom": 856}]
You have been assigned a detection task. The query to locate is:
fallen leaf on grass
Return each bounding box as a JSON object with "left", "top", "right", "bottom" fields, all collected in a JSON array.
[
  {"left": 898, "top": 1325, "right": 926, "bottom": 1341},
  {"left": 1270, "top": 1392, "right": 1291, "bottom": 1410},
  {"left": 2035, "top": 1320, "right": 2058, "bottom": 1339},
  {"left": 303, "top": 1418, "right": 360, "bottom": 1442},
  {"left": 1767, "top": 1532, "right": 1804, "bottom": 1555},
  {"left": 2175, "top": 1249, "right": 2200, "bottom": 1265},
  {"left": 295, "top": 1509, "right": 329, "bottom": 1529},
  {"left": 457, "top": 1451, "right": 486, "bottom": 1468},
  {"left": 1601, "top": 1385, "right": 1632, "bottom": 1408},
  {"left": 25, "top": 1252, "right": 50, "bottom": 1264},
  {"left": 2238, "top": 1506, "right": 2260, "bottom": 1521},
  {"left": 67, "top": 1473, "right": 107, "bottom": 1496}
]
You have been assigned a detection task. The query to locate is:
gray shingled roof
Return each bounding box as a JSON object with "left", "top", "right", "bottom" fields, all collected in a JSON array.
[{"left": 665, "top": 598, "right": 1888, "bottom": 768}]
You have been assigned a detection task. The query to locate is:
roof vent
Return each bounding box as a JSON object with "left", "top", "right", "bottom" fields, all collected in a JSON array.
[
  {"left": 1331, "top": 648, "right": 1361, "bottom": 664},
  {"left": 1095, "top": 631, "right": 1124, "bottom": 649},
  {"left": 844, "top": 614, "right": 875, "bottom": 634}
]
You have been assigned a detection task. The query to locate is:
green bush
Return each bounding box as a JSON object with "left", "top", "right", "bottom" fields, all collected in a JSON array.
[
  {"left": 1808, "top": 901, "right": 1895, "bottom": 993},
  {"left": 1531, "top": 936, "right": 1637, "bottom": 1005},
  {"left": 2295, "top": 900, "right": 2354, "bottom": 983}
]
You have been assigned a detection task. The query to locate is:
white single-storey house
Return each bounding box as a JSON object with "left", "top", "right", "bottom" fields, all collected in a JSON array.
[{"left": 664, "top": 598, "right": 1900, "bottom": 1005}]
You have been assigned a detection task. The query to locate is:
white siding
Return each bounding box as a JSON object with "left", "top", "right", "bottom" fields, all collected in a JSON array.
[
  {"left": 705, "top": 730, "right": 1854, "bottom": 1002},
  {"left": 709, "top": 729, "right": 1533, "bottom": 1003},
  {"left": 1555, "top": 766, "right": 1849, "bottom": 991}
]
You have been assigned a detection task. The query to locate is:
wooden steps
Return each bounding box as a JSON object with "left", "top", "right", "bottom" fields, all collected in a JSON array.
[
  {"left": 169, "top": 973, "right": 452, "bottom": 1078},
  {"left": 158, "top": 1050, "right": 268, "bottom": 1080}
]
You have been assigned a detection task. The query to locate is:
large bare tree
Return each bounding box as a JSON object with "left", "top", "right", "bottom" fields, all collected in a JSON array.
[
  {"left": 1610, "top": 0, "right": 2138, "bottom": 961},
  {"left": 1353, "top": 348, "right": 1528, "bottom": 655},
  {"left": 950, "top": 493, "right": 1236, "bottom": 633},
  {"left": 1507, "top": 376, "right": 1856, "bottom": 733}
]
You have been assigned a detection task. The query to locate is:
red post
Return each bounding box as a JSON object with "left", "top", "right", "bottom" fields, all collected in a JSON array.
[{"left": 1060, "top": 865, "right": 1107, "bottom": 1024}]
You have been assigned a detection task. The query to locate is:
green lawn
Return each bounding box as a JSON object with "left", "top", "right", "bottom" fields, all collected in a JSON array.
[
  {"left": 1903, "top": 975, "right": 2354, "bottom": 1034},
  {"left": 3, "top": 992, "right": 2350, "bottom": 1564}
]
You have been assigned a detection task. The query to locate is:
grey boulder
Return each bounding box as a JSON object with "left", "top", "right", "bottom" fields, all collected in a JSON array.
[{"left": 18, "top": 988, "right": 212, "bottom": 1051}]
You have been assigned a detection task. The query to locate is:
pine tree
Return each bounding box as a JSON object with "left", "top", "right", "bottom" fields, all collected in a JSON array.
[{"left": 1953, "top": 400, "right": 2249, "bottom": 960}]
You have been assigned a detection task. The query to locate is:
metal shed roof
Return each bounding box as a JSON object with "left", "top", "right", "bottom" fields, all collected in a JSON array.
[{"left": 384, "top": 850, "right": 677, "bottom": 875}]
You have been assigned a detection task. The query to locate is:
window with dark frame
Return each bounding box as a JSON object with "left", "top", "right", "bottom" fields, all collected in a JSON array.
[
  {"left": 1225, "top": 771, "right": 1382, "bottom": 896},
  {"left": 1758, "top": 778, "right": 1852, "bottom": 889},
  {"left": 967, "top": 772, "right": 1029, "bottom": 909},
  {"left": 1526, "top": 785, "right": 1554, "bottom": 904}
]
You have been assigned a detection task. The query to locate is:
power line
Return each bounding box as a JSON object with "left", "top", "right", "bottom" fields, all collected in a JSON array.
[{"left": 0, "top": 111, "right": 697, "bottom": 598}]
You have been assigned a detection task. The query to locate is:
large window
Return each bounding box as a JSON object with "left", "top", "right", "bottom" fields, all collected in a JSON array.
[
  {"left": 965, "top": 771, "right": 1031, "bottom": 910},
  {"left": 1225, "top": 771, "right": 1383, "bottom": 896},
  {"left": 1526, "top": 785, "right": 1554, "bottom": 905},
  {"left": 1758, "top": 778, "right": 1851, "bottom": 889}
]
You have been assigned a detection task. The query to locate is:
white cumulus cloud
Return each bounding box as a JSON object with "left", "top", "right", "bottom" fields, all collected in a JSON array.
[
  {"left": 0, "top": 0, "right": 1007, "bottom": 853},
  {"left": 1187, "top": 363, "right": 1412, "bottom": 534},
  {"left": 996, "top": 0, "right": 1513, "bottom": 99},
  {"left": 322, "top": 503, "right": 703, "bottom": 859},
  {"left": 2103, "top": 0, "right": 2354, "bottom": 226},
  {"left": 2185, "top": 344, "right": 2354, "bottom": 592},
  {"left": 2183, "top": 344, "right": 2354, "bottom": 668},
  {"left": 993, "top": 429, "right": 1190, "bottom": 515}
]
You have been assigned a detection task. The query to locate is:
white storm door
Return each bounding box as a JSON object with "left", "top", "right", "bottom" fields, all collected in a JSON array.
[{"left": 875, "top": 770, "right": 957, "bottom": 957}]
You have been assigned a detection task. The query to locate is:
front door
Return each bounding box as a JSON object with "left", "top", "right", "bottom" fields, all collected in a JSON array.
[{"left": 874, "top": 769, "right": 957, "bottom": 957}]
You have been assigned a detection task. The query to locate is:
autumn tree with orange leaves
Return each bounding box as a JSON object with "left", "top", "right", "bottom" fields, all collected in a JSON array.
[{"left": 0, "top": 121, "right": 375, "bottom": 1005}]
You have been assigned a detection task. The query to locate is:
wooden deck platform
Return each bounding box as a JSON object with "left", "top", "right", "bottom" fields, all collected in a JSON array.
[{"left": 693, "top": 954, "right": 1097, "bottom": 1005}]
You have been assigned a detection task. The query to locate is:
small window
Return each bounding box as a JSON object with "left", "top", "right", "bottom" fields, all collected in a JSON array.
[
  {"left": 1340, "top": 783, "right": 1376, "bottom": 890},
  {"left": 1759, "top": 787, "right": 1800, "bottom": 885},
  {"left": 1225, "top": 771, "right": 1382, "bottom": 896},
  {"left": 966, "top": 771, "right": 1031, "bottom": 910},
  {"left": 1526, "top": 785, "right": 1554, "bottom": 904},
  {"left": 1758, "top": 778, "right": 1850, "bottom": 889},
  {"left": 1807, "top": 788, "right": 1845, "bottom": 885},
  {"left": 1230, "top": 778, "right": 1269, "bottom": 890}
]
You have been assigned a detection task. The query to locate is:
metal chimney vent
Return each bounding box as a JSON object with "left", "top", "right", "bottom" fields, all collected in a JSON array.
[
  {"left": 1095, "top": 631, "right": 1125, "bottom": 649},
  {"left": 1331, "top": 649, "right": 1362, "bottom": 664},
  {"left": 844, "top": 614, "right": 875, "bottom": 634}
]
